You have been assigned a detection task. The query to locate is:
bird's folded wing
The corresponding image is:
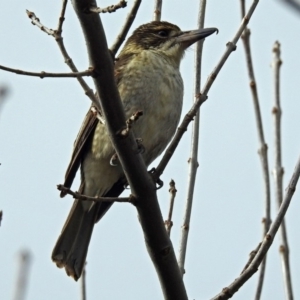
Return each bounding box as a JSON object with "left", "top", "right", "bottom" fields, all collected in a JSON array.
[{"left": 60, "top": 106, "right": 99, "bottom": 197}]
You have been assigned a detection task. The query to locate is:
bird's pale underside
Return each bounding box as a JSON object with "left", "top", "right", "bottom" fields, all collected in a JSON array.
[{"left": 52, "top": 21, "right": 217, "bottom": 280}]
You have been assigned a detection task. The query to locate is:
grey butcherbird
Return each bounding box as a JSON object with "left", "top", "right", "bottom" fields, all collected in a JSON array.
[{"left": 52, "top": 21, "right": 217, "bottom": 280}]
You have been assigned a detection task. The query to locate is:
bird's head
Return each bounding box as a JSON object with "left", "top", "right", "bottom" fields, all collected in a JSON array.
[{"left": 118, "top": 21, "right": 218, "bottom": 66}]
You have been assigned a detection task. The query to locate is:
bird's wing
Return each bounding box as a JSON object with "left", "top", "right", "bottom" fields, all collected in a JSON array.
[
  {"left": 60, "top": 54, "right": 133, "bottom": 197},
  {"left": 60, "top": 106, "right": 99, "bottom": 197}
]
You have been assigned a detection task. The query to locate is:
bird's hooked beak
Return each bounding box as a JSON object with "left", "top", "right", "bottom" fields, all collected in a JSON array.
[{"left": 176, "top": 27, "right": 218, "bottom": 49}]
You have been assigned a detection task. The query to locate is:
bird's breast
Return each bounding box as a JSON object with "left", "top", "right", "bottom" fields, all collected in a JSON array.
[{"left": 119, "top": 50, "right": 184, "bottom": 165}]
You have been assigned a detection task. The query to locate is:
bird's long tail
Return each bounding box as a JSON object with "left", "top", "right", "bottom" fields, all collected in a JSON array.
[{"left": 51, "top": 200, "right": 102, "bottom": 281}]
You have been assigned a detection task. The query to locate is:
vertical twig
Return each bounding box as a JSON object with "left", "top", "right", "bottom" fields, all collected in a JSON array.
[
  {"left": 80, "top": 263, "right": 87, "bottom": 300},
  {"left": 165, "top": 179, "right": 177, "bottom": 236},
  {"left": 12, "top": 250, "right": 31, "bottom": 300},
  {"left": 0, "top": 210, "right": 2, "bottom": 226},
  {"left": 110, "top": 0, "right": 142, "bottom": 56},
  {"left": 240, "top": 1, "right": 271, "bottom": 298},
  {"left": 177, "top": 0, "right": 206, "bottom": 276},
  {"left": 153, "top": 0, "right": 162, "bottom": 21},
  {"left": 272, "top": 41, "right": 294, "bottom": 300}
]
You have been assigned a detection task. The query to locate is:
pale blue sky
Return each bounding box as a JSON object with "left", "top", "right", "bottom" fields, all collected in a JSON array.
[{"left": 1, "top": 1, "right": 300, "bottom": 299}]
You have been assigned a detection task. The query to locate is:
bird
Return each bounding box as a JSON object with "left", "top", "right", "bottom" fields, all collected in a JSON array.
[{"left": 52, "top": 21, "right": 217, "bottom": 280}]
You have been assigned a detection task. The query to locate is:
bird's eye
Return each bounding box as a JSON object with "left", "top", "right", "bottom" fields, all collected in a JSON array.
[{"left": 157, "top": 30, "right": 168, "bottom": 37}]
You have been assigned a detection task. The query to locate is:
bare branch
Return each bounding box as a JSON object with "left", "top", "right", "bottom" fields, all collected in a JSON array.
[
  {"left": 80, "top": 263, "right": 87, "bottom": 300},
  {"left": 57, "top": 185, "right": 134, "bottom": 203},
  {"left": 155, "top": 0, "right": 260, "bottom": 179},
  {"left": 90, "top": 0, "right": 127, "bottom": 14},
  {"left": 57, "top": 0, "right": 68, "bottom": 34},
  {"left": 0, "top": 64, "right": 93, "bottom": 78},
  {"left": 165, "top": 179, "right": 177, "bottom": 236},
  {"left": 26, "top": 8, "right": 100, "bottom": 109},
  {"left": 239, "top": 1, "right": 271, "bottom": 298},
  {"left": 0, "top": 210, "right": 2, "bottom": 226},
  {"left": 153, "top": 0, "right": 162, "bottom": 21},
  {"left": 13, "top": 250, "right": 31, "bottom": 300},
  {"left": 211, "top": 153, "right": 300, "bottom": 300},
  {"left": 118, "top": 110, "right": 143, "bottom": 137},
  {"left": 177, "top": 0, "right": 206, "bottom": 277},
  {"left": 110, "top": 0, "right": 142, "bottom": 56},
  {"left": 272, "top": 41, "right": 294, "bottom": 300}
]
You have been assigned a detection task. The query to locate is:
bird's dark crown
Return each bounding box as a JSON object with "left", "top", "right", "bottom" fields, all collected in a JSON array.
[{"left": 122, "top": 21, "right": 182, "bottom": 52}]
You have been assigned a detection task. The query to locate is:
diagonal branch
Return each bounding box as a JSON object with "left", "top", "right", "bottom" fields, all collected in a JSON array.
[
  {"left": 71, "top": 0, "right": 188, "bottom": 299},
  {"left": 239, "top": 1, "right": 271, "bottom": 298},
  {"left": 155, "top": 0, "right": 260, "bottom": 179},
  {"left": 110, "top": 0, "right": 142, "bottom": 56},
  {"left": 272, "top": 41, "right": 294, "bottom": 300},
  {"left": 26, "top": 7, "right": 100, "bottom": 110},
  {"left": 211, "top": 153, "right": 300, "bottom": 300}
]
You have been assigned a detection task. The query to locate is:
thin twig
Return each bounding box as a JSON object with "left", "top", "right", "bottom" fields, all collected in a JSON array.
[
  {"left": 90, "top": 0, "right": 127, "bottom": 14},
  {"left": 26, "top": 8, "right": 100, "bottom": 109},
  {"left": 57, "top": 185, "right": 134, "bottom": 203},
  {"left": 118, "top": 110, "right": 143, "bottom": 137},
  {"left": 211, "top": 153, "right": 300, "bottom": 300},
  {"left": 153, "top": 0, "right": 162, "bottom": 21},
  {"left": 0, "top": 64, "right": 93, "bottom": 78},
  {"left": 80, "top": 263, "right": 87, "bottom": 300},
  {"left": 110, "top": 0, "right": 142, "bottom": 56},
  {"left": 165, "top": 179, "right": 177, "bottom": 236},
  {"left": 272, "top": 41, "right": 294, "bottom": 300},
  {"left": 177, "top": 0, "right": 206, "bottom": 277},
  {"left": 57, "top": 0, "right": 68, "bottom": 34},
  {"left": 155, "top": 0, "right": 260, "bottom": 179},
  {"left": 13, "top": 250, "right": 31, "bottom": 300},
  {"left": 239, "top": 1, "right": 271, "bottom": 298},
  {"left": 0, "top": 210, "right": 2, "bottom": 226}
]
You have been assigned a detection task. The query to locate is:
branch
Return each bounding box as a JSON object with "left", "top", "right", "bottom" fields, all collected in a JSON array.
[
  {"left": 153, "top": 0, "right": 162, "bottom": 21},
  {"left": 239, "top": 1, "right": 271, "bottom": 298},
  {"left": 211, "top": 153, "right": 300, "bottom": 300},
  {"left": 90, "top": 0, "right": 127, "bottom": 14},
  {"left": 0, "top": 210, "right": 2, "bottom": 226},
  {"left": 57, "top": 0, "right": 68, "bottom": 34},
  {"left": 272, "top": 41, "right": 294, "bottom": 299},
  {"left": 13, "top": 250, "right": 31, "bottom": 300},
  {"left": 57, "top": 185, "right": 134, "bottom": 203},
  {"left": 177, "top": 0, "right": 206, "bottom": 277},
  {"left": 80, "top": 263, "right": 87, "bottom": 300},
  {"left": 155, "top": 0, "right": 260, "bottom": 179},
  {"left": 26, "top": 8, "right": 100, "bottom": 109},
  {"left": 71, "top": 1, "right": 188, "bottom": 299},
  {"left": 164, "top": 179, "right": 177, "bottom": 236},
  {"left": 110, "top": 0, "right": 142, "bottom": 56},
  {"left": 0, "top": 64, "right": 93, "bottom": 78}
]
